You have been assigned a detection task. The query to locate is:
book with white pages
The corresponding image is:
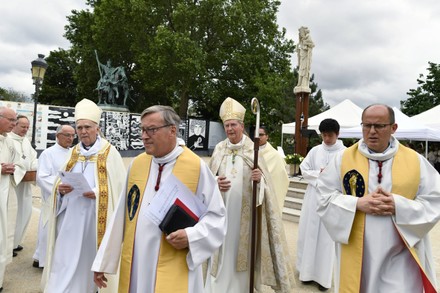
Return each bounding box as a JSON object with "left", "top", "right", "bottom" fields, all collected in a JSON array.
[{"left": 144, "top": 173, "right": 207, "bottom": 227}]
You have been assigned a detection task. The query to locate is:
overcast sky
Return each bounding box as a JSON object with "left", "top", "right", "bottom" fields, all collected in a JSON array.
[{"left": 1, "top": 0, "right": 439, "bottom": 110}]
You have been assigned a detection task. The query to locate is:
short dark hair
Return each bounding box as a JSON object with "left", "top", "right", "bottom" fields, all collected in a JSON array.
[
  {"left": 319, "top": 118, "right": 340, "bottom": 133},
  {"left": 259, "top": 125, "right": 268, "bottom": 135}
]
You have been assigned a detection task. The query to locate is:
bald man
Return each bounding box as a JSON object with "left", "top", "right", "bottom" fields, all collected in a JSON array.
[
  {"left": 33, "top": 124, "right": 75, "bottom": 269},
  {"left": 0, "top": 107, "right": 26, "bottom": 291}
]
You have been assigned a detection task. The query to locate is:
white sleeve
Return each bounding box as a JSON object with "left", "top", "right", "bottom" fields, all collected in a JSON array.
[
  {"left": 316, "top": 151, "right": 358, "bottom": 244},
  {"left": 185, "top": 160, "right": 227, "bottom": 270}
]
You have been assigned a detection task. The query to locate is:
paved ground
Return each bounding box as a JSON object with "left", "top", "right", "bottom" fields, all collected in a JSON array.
[{"left": 4, "top": 157, "right": 440, "bottom": 292}]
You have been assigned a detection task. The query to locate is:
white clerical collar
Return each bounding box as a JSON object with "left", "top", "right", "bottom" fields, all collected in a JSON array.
[
  {"left": 55, "top": 142, "right": 70, "bottom": 150},
  {"left": 227, "top": 135, "right": 245, "bottom": 150},
  {"left": 79, "top": 135, "right": 102, "bottom": 156},
  {"left": 153, "top": 139, "right": 183, "bottom": 165},
  {"left": 259, "top": 143, "right": 267, "bottom": 150},
  {"left": 8, "top": 132, "right": 24, "bottom": 142},
  {"left": 322, "top": 140, "right": 344, "bottom": 151},
  {"left": 358, "top": 136, "right": 399, "bottom": 161}
]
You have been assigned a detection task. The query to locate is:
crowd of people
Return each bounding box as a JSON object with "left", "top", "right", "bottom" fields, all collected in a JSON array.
[
  {"left": 0, "top": 97, "right": 294, "bottom": 293},
  {"left": 1, "top": 100, "right": 440, "bottom": 293}
]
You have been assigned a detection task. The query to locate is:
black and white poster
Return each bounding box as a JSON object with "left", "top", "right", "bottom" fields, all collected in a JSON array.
[
  {"left": 187, "top": 119, "right": 209, "bottom": 150},
  {"left": 129, "top": 114, "right": 143, "bottom": 150},
  {"left": 103, "top": 111, "right": 130, "bottom": 150},
  {"left": 47, "top": 106, "right": 76, "bottom": 147}
]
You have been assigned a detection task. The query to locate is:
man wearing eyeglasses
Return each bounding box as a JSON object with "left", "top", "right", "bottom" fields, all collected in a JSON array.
[
  {"left": 32, "top": 124, "right": 75, "bottom": 269},
  {"left": 317, "top": 104, "right": 440, "bottom": 293},
  {"left": 92, "top": 105, "right": 226, "bottom": 292},
  {"left": 0, "top": 106, "right": 26, "bottom": 292},
  {"left": 43, "top": 99, "right": 126, "bottom": 293},
  {"left": 258, "top": 125, "right": 289, "bottom": 214},
  {"left": 8, "top": 115, "right": 38, "bottom": 258}
]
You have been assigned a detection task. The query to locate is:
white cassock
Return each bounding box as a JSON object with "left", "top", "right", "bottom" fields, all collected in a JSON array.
[
  {"left": 0, "top": 134, "right": 25, "bottom": 288},
  {"left": 317, "top": 137, "right": 440, "bottom": 293},
  {"left": 296, "top": 140, "right": 345, "bottom": 288},
  {"left": 34, "top": 143, "right": 70, "bottom": 267},
  {"left": 92, "top": 145, "right": 227, "bottom": 293},
  {"left": 260, "top": 142, "right": 289, "bottom": 213},
  {"left": 43, "top": 136, "right": 126, "bottom": 293},
  {"left": 8, "top": 133, "right": 38, "bottom": 248}
]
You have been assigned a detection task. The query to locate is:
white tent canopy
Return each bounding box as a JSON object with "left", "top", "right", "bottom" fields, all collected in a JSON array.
[
  {"left": 411, "top": 104, "right": 440, "bottom": 130},
  {"left": 339, "top": 107, "right": 440, "bottom": 141},
  {"left": 282, "top": 99, "right": 363, "bottom": 135}
]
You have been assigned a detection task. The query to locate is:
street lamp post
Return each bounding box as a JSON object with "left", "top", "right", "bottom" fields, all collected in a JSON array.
[{"left": 30, "top": 54, "right": 48, "bottom": 149}]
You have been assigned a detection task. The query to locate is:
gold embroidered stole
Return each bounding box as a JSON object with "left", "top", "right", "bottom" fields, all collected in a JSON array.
[
  {"left": 119, "top": 147, "right": 201, "bottom": 293},
  {"left": 340, "top": 143, "right": 435, "bottom": 292},
  {"left": 63, "top": 142, "right": 111, "bottom": 248}
]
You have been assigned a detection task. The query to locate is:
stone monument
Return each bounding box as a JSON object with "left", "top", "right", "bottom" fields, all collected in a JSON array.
[
  {"left": 294, "top": 26, "right": 314, "bottom": 94},
  {"left": 294, "top": 27, "right": 314, "bottom": 157}
]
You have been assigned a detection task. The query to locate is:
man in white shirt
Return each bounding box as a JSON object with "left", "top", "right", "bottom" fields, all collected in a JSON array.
[
  {"left": 297, "top": 118, "right": 345, "bottom": 291},
  {"left": 33, "top": 124, "right": 75, "bottom": 268},
  {"left": 8, "top": 115, "right": 38, "bottom": 255},
  {"left": 0, "top": 107, "right": 26, "bottom": 292}
]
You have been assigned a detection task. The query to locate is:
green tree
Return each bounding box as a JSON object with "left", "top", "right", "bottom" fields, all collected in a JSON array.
[
  {"left": 0, "top": 87, "right": 28, "bottom": 102},
  {"left": 39, "top": 49, "right": 78, "bottom": 107},
  {"left": 401, "top": 62, "right": 440, "bottom": 116},
  {"left": 64, "top": 0, "right": 295, "bottom": 118}
]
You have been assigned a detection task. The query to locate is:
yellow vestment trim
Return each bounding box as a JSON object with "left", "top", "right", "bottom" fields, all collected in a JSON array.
[
  {"left": 339, "top": 143, "right": 433, "bottom": 292},
  {"left": 119, "top": 147, "right": 201, "bottom": 293},
  {"left": 63, "top": 142, "right": 111, "bottom": 248}
]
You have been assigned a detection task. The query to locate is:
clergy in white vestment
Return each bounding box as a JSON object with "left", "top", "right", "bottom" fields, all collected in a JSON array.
[
  {"left": 0, "top": 107, "right": 26, "bottom": 292},
  {"left": 207, "top": 97, "right": 294, "bottom": 293},
  {"left": 33, "top": 124, "right": 75, "bottom": 269},
  {"left": 42, "top": 99, "right": 126, "bottom": 293},
  {"left": 92, "top": 105, "right": 227, "bottom": 293},
  {"left": 297, "top": 118, "right": 345, "bottom": 291},
  {"left": 258, "top": 125, "right": 289, "bottom": 213},
  {"left": 317, "top": 104, "right": 440, "bottom": 293},
  {"left": 9, "top": 115, "right": 38, "bottom": 254}
]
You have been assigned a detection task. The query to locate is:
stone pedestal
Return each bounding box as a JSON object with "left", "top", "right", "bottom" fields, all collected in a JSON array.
[{"left": 98, "top": 104, "right": 130, "bottom": 113}]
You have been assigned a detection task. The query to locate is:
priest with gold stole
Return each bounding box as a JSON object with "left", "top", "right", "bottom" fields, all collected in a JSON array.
[
  {"left": 92, "top": 105, "right": 227, "bottom": 292},
  {"left": 43, "top": 99, "right": 126, "bottom": 293},
  {"left": 317, "top": 104, "right": 440, "bottom": 293}
]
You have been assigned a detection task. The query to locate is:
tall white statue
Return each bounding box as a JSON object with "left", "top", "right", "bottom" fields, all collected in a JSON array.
[{"left": 294, "top": 26, "right": 314, "bottom": 94}]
